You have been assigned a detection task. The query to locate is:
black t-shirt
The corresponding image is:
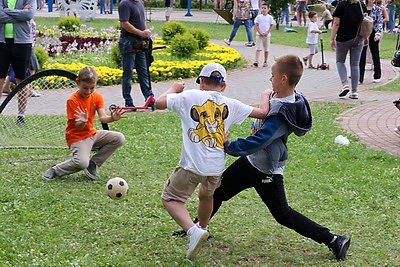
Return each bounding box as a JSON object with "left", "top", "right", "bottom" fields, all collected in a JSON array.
[
  {"left": 118, "top": 0, "right": 146, "bottom": 37},
  {"left": 333, "top": 0, "right": 367, "bottom": 42}
]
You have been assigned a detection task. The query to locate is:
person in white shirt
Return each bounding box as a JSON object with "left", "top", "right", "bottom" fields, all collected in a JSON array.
[
  {"left": 253, "top": 2, "right": 275, "bottom": 67},
  {"left": 154, "top": 62, "right": 270, "bottom": 260},
  {"left": 303, "top": 11, "right": 325, "bottom": 69}
]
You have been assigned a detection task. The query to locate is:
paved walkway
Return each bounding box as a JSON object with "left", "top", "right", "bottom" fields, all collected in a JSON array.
[{"left": 34, "top": 9, "right": 400, "bottom": 157}]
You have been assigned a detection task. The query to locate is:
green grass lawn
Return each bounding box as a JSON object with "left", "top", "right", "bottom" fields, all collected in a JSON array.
[
  {"left": 0, "top": 102, "right": 399, "bottom": 265},
  {"left": 1, "top": 16, "right": 399, "bottom": 266}
]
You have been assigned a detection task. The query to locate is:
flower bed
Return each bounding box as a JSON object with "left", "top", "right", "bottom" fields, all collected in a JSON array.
[{"left": 38, "top": 25, "right": 243, "bottom": 87}]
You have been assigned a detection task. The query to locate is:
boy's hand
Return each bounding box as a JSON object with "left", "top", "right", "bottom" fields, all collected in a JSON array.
[
  {"left": 74, "top": 106, "right": 88, "bottom": 124},
  {"left": 224, "top": 130, "right": 230, "bottom": 143},
  {"left": 111, "top": 107, "right": 128, "bottom": 121},
  {"left": 262, "top": 89, "right": 273, "bottom": 97},
  {"left": 170, "top": 81, "right": 185, "bottom": 93}
]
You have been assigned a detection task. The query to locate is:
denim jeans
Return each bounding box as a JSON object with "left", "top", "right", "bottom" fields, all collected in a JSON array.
[
  {"left": 387, "top": 5, "right": 396, "bottom": 30},
  {"left": 335, "top": 37, "right": 364, "bottom": 92},
  {"left": 228, "top": 19, "right": 253, "bottom": 43},
  {"left": 212, "top": 156, "right": 334, "bottom": 245},
  {"left": 118, "top": 36, "right": 153, "bottom": 107},
  {"left": 280, "top": 7, "right": 290, "bottom": 25}
]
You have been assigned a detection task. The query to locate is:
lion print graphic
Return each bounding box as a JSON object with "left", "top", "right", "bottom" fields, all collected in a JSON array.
[{"left": 188, "top": 100, "right": 229, "bottom": 148}]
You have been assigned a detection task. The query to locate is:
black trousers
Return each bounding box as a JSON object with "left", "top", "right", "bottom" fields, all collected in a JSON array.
[
  {"left": 359, "top": 31, "right": 382, "bottom": 83},
  {"left": 212, "top": 156, "right": 334, "bottom": 245}
]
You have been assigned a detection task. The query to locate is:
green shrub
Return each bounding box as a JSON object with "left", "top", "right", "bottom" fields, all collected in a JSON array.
[
  {"left": 114, "top": 21, "right": 120, "bottom": 30},
  {"left": 34, "top": 46, "right": 49, "bottom": 68},
  {"left": 169, "top": 32, "right": 198, "bottom": 58},
  {"left": 161, "top": 21, "right": 187, "bottom": 44},
  {"left": 57, "top": 16, "right": 81, "bottom": 32},
  {"left": 188, "top": 28, "right": 210, "bottom": 50},
  {"left": 110, "top": 43, "right": 122, "bottom": 68},
  {"left": 179, "top": 0, "right": 187, "bottom": 8}
]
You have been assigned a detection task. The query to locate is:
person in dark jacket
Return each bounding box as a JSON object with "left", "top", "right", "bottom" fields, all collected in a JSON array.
[{"left": 213, "top": 54, "right": 351, "bottom": 261}]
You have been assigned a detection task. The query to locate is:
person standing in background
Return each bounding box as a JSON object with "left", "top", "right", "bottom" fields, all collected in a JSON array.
[
  {"left": 118, "top": 0, "right": 154, "bottom": 110},
  {"left": 330, "top": 0, "right": 367, "bottom": 100},
  {"left": 164, "top": 0, "right": 174, "bottom": 21},
  {"left": 0, "top": 0, "right": 36, "bottom": 125}
]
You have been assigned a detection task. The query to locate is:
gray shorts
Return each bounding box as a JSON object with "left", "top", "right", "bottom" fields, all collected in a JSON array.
[
  {"left": 161, "top": 166, "right": 221, "bottom": 203},
  {"left": 308, "top": 43, "right": 318, "bottom": 55}
]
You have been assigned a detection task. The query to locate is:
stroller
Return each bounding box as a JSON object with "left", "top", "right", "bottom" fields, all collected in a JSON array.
[{"left": 391, "top": 33, "right": 400, "bottom": 67}]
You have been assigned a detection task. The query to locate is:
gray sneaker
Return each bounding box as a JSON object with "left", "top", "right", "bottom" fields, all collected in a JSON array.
[
  {"left": 42, "top": 166, "right": 57, "bottom": 180},
  {"left": 84, "top": 160, "right": 99, "bottom": 179}
]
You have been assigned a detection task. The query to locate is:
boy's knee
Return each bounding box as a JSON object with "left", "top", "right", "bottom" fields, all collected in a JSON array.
[
  {"left": 72, "top": 157, "right": 90, "bottom": 170},
  {"left": 110, "top": 132, "right": 125, "bottom": 146}
]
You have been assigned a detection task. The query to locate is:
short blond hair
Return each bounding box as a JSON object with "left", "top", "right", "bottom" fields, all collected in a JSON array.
[
  {"left": 77, "top": 66, "right": 98, "bottom": 84},
  {"left": 274, "top": 54, "right": 303, "bottom": 86}
]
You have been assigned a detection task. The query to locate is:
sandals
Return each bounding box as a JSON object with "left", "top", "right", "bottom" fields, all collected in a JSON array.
[{"left": 339, "top": 85, "right": 350, "bottom": 97}]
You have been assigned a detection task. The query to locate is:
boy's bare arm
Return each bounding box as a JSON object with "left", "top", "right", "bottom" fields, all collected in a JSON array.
[
  {"left": 98, "top": 107, "right": 127, "bottom": 124},
  {"left": 249, "top": 89, "right": 272, "bottom": 119},
  {"left": 154, "top": 81, "right": 185, "bottom": 110}
]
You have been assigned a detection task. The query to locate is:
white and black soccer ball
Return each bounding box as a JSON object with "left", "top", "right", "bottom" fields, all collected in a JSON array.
[{"left": 105, "top": 177, "right": 129, "bottom": 200}]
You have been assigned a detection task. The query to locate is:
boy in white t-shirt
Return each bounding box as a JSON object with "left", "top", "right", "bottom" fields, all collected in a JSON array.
[
  {"left": 303, "top": 11, "right": 325, "bottom": 69},
  {"left": 253, "top": 2, "right": 275, "bottom": 67},
  {"left": 154, "top": 62, "right": 271, "bottom": 260}
]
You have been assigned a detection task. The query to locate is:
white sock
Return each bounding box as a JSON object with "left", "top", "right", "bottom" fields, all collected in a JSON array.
[
  {"left": 195, "top": 222, "right": 208, "bottom": 231},
  {"left": 187, "top": 225, "right": 197, "bottom": 236}
]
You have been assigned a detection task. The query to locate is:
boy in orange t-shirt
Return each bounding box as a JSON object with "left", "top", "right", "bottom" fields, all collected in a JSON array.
[{"left": 42, "top": 66, "right": 127, "bottom": 180}]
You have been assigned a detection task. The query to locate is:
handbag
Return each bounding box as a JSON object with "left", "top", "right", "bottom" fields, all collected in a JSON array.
[
  {"left": 393, "top": 98, "right": 400, "bottom": 110},
  {"left": 126, "top": 34, "right": 152, "bottom": 51},
  {"left": 357, "top": 1, "right": 373, "bottom": 38}
]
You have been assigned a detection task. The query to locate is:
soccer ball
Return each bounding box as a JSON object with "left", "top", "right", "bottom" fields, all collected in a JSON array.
[{"left": 105, "top": 177, "right": 129, "bottom": 200}]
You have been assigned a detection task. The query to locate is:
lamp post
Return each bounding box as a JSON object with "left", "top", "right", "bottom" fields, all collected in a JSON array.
[{"left": 185, "top": 0, "right": 192, "bottom": 16}]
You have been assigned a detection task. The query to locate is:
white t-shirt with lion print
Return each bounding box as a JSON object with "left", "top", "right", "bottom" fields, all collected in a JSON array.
[{"left": 167, "top": 89, "right": 253, "bottom": 176}]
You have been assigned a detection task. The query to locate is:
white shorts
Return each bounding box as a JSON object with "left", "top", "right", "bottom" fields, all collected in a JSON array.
[
  {"left": 255, "top": 35, "right": 270, "bottom": 52},
  {"left": 165, "top": 7, "right": 173, "bottom": 16},
  {"left": 308, "top": 43, "right": 318, "bottom": 55}
]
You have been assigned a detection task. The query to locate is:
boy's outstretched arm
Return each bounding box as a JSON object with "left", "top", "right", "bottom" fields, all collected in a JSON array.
[
  {"left": 98, "top": 107, "right": 127, "bottom": 124},
  {"left": 154, "top": 81, "right": 185, "bottom": 110},
  {"left": 249, "top": 89, "right": 272, "bottom": 119}
]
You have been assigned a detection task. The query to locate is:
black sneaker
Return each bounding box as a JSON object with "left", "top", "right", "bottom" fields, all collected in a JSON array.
[
  {"left": 328, "top": 235, "right": 351, "bottom": 260},
  {"left": 84, "top": 160, "right": 99, "bottom": 179},
  {"left": 16, "top": 115, "right": 25, "bottom": 125}
]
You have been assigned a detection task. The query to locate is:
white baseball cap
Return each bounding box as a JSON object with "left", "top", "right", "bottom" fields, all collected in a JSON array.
[{"left": 196, "top": 62, "right": 227, "bottom": 84}]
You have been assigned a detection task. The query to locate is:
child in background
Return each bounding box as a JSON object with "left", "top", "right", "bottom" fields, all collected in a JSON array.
[
  {"left": 321, "top": 4, "right": 333, "bottom": 29},
  {"left": 253, "top": 2, "right": 275, "bottom": 67},
  {"left": 42, "top": 66, "right": 127, "bottom": 180},
  {"left": 303, "top": 11, "right": 325, "bottom": 69},
  {"left": 154, "top": 62, "right": 270, "bottom": 260}
]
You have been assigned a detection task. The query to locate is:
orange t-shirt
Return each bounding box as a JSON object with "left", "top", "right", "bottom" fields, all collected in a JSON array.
[{"left": 65, "top": 91, "right": 104, "bottom": 147}]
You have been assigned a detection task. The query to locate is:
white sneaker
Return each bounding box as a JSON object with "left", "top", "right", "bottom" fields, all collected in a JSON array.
[
  {"left": 223, "top": 39, "right": 231, "bottom": 45},
  {"left": 186, "top": 228, "right": 209, "bottom": 260},
  {"left": 30, "top": 90, "right": 41, "bottom": 97},
  {"left": 394, "top": 128, "right": 400, "bottom": 136},
  {"left": 372, "top": 79, "right": 381, "bottom": 83}
]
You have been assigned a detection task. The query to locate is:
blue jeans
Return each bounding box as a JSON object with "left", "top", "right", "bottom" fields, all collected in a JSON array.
[
  {"left": 387, "top": 5, "right": 396, "bottom": 30},
  {"left": 335, "top": 37, "right": 364, "bottom": 92},
  {"left": 118, "top": 36, "right": 153, "bottom": 107},
  {"left": 228, "top": 19, "right": 253, "bottom": 43},
  {"left": 280, "top": 7, "right": 290, "bottom": 25}
]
